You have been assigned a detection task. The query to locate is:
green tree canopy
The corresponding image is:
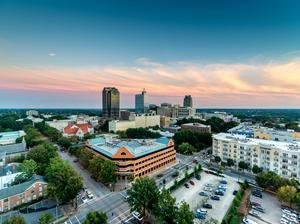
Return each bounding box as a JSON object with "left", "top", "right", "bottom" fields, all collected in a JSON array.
[
  {"left": 226, "top": 158, "right": 235, "bottom": 167},
  {"left": 83, "top": 211, "right": 108, "bottom": 224},
  {"left": 175, "top": 201, "right": 194, "bottom": 224},
  {"left": 27, "top": 143, "right": 58, "bottom": 175},
  {"left": 252, "top": 165, "right": 263, "bottom": 174},
  {"left": 127, "top": 177, "right": 160, "bottom": 218},
  {"left": 238, "top": 161, "right": 249, "bottom": 171},
  {"left": 3, "top": 216, "right": 26, "bottom": 224},
  {"left": 277, "top": 185, "right": 298, "bottom": 207},
  {"left": 177, "top": 143, "right": 195, "bottom": 155},
  {"left": 20, "top": 159, "right": 37, "bottom": 178},
  {"left": 157, "top": 189, "right": 178, "bottom": 224},
  {"left": 46, "top": 157, "right": 83, "bottom": 203},
  {"left": 58, "top": 137, "right": 72, "bottom": 150},
  {"left": 38, "top": 213, "right": 53, "bottom": 224}
]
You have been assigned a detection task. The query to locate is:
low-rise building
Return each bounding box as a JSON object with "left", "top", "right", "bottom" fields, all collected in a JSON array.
[
  {"left": 46, "top": 119, "right": 74, "bottom": 132},
  {"left": 0, "top": 139, "right": 27, "bottom": 165},
  {"left": 0, "top": 175, "right": 47, "bottom": 212},
  {"left": 181, "top": 123, "right": 211, "bottom": 133},
  {"left": 26, "top": 110, "right": 39, "bottom": 117},
  {"left": 86, "top": 136, "right": 176, "bottom": 180},
  {"left": 160, "top": 116, "right": 171, "bottom": 128},
  {"left": 0, "top": 131, "right": 26, "bottom": 145},
  {"left": 213, "top": 133, "right": 300, "bottom": 179},
  {"left": 63, "top": 122, "right": 94, "bottom": 138}
]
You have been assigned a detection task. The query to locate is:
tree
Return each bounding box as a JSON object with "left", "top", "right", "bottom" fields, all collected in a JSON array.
[
  {"left": 226, "top": 158, "right": 235, "bottom": 167},
  {"left": 178, "top": 143, "right": 195, "bottom": 155},
  {"left": 27, "top": 143, "right": 58, "bottom": 175},
  {"left": 127, "top": 177, "right": 160, "bottom": 219},
  {"left": 83, "top": 211, "right": 108, "bottom": 224},
  {"left": 58, "top": 137, "right": 71, "bottom": 150},
  {"left": 238, "top": 161, "right": 249, "bottom": 171},
  {"left": 277, "top": 185, "right": 298, "bottom": 207},
  {"left": 125, "top": 127, "right": 161, "bottom": 139},
  {"left": 100, "top": 160, "right": 117, "bottom": 184},
  {"left": 175, "top": 201, "right": 194, "bottom": 224},
  {"left": 84, "top": 133, "right": 95, "bottom": 140},
  {"left": 173, "top": 131, "right": 212, "bottom": 152},
  {"left": 214, "top": 156, "right": 221, "bottom": 163},
  {"left": 46, "top": 157, "right": 83, "bottom": 203},
  {"left": 78, "top": 148, "right": 93, "bottom": 168},
  {"left": 252, "top": 165, "right": 263, "bottom": 174},
  {"left": 38, "top": 213, "right": 53, "bottom": 224},
  {"left": 157, "top": 189, "right": 178, "bottom": 224},
  {"left": 3, "top": 216, "right": 26, "bottom": 224},
  {"left": 20, "top": 159, "right": 37, "bottom": 178}
]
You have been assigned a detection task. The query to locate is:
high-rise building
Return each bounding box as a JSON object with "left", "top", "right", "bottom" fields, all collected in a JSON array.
[
  {"left": 183, "top": 95, "right": 193, "bottom": 108},
  {"left": 135, "top": 88, "right": 148, "bottom": 113},
  {"left": 102, "top": 87, "right": 120, "bottom": 118}
]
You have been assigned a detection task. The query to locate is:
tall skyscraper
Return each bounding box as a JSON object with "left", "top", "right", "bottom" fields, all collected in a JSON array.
[
  {"left": 183, "top": 95, "right": 193, "bottom": 108},
  {"left": 135, "top": 89, "right": 148, "bottom": 113},
  {"left": 102, "top": 87, "right": 120, "bottom": 118}
]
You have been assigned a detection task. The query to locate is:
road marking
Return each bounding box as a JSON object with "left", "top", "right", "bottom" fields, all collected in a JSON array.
[
  {"left": 68, "top": 219, "right": 73, "bottom": 224},
  {"left": 75, "top": 215, "right": 81, "bottom": 224},
  {"left": 109, "top": 208, "right": 131, "bottom": 223}
]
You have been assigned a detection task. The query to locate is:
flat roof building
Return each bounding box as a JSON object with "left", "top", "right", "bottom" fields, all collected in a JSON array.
[
  {"left": 181, "top": 123, "right": 211, "bottom": 133},
  {"left": 86, "top": 136, "right": 176, "bottom": 179}
]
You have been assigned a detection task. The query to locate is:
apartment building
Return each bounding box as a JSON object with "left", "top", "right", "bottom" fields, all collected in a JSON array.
[
  {"left": 86, "top": 136, "right": 176, "bottom": 180},
  {"left": 0, "top": 175, "right": 47, "bottom": 212},
  {"left": 213, "top": 133, "right": 300, "bottom": 179},
  {"left": 181, "top": 123, "right": 211, "bottom": 133}
]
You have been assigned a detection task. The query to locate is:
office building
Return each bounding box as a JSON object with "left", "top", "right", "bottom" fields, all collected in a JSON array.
[
  {"left": 120, "top": 110, "right": 132, "bottom": 120},
  {"left": 213, "top": 133, "right": 300, "bottom": 179},
  {"left": 160, "top": 116, "right": 171, "bottom": 128},
  {"left": 181, "top": 123, "right": 211, "bottom": 133},
  {"left": 183, "top": 95, "right": 193, "bottom": 108},
  {"left": 102, "top": 87, "right": 120, "bottom": 119},
  {"left": 86, "top": 136, "right": 176, "bottom": 180},
  {"left": 135, "top": 89, "right": 148, "bottom": 113},
  {"left": 109, "top": 112, "right": 160, "bottom": 133}
]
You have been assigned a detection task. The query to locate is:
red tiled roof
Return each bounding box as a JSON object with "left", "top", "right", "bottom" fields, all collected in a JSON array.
[{"left": 63, "top": 123, "right": 92, "bottom": 135}]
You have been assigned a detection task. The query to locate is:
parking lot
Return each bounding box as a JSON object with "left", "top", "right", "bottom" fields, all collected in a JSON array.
[
  {"left": 172, "top": 172, "right": 240, "bottom": 223},
  {"left": 248, "top": 192, "right": 283, "bottom": 224}
]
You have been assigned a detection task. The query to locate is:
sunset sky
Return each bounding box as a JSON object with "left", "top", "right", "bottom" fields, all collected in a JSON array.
[{"left": 1, "top": 0, "right": 300, "bottom": 108}]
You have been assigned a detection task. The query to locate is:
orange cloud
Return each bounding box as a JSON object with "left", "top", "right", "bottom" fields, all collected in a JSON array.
[{"left": 1, "top": 58, "right": 300, "bottom": 107}]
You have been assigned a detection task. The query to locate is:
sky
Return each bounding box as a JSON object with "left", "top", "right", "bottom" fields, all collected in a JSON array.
[{"left": 1, "top": 0, "right": 300, "bottom": 108}]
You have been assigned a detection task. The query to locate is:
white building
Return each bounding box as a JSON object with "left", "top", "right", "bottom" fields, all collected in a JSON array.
[
  {"left": 46, "top": 119, "right": 73, "bottom": 132},
  {"left": 0, "top": 163, "right": 21, "bottom": 190},
  {"left": 213, "top": 133, "right": 300, "bottom": 179},
  {"left": 26, "top": 110, "right": 39, "bottom": 117},
  {"left": 109, "top": 112, "right": 160, "bottom": 133}
]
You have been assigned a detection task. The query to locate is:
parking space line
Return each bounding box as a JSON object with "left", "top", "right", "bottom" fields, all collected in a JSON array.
[
  {"left": 109, "top": 208, "right": 131, "bottom": 223},
  {"left": 75, "top": 215, "right": 81, "bottom": 224}
]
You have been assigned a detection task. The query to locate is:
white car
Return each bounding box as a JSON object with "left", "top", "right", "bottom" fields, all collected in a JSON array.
[
  {"left": 242, "top": 217, "right": 258, "bottom": 224},
  {"left": 132, "top": 211, "right": 143, "bottom": 221},
  {"left": 197, "top": 208, "right": 208, "bottom": 214},
  {"left": 86, "top": 190, "right": 94, "bottom": 199},
  {"left": 81, "top": 196, "right": 88, "bottom": 203},
  {"left": 249, "top": 209, "right": 261, "bottom": 218}
]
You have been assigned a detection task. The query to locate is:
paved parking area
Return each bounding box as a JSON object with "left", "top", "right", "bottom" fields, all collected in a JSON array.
[
  {"left": 249, "top": 192, "right": 282, "bottom": 224},
  {"left": 172, "top": 172, "right": 240, "bottom": 223}
]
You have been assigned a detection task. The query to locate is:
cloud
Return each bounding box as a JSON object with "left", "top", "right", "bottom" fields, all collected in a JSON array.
[
  {"left": 48, "top": 53, "right": 56, "bottom": 57},
  {"left": 1, "top": 57, "right": 300, "bottom": 107}
]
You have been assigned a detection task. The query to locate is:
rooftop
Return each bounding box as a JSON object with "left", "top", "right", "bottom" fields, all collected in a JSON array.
[
  {"left": 0, "top": 131, "right": 26, "bottom": 144},
  {"left": 181, "top": 123, "right": 210, "bottom": 128},
  {"left": 0, "top": 175, "right": 46, "bottom": 200},
  {"left": 0, "top": 163, "right": 21, "bottom": 177},
  {"left": 87, "top": 136, "right": 171, "bottom": 158},
  {"left": 213, "top": 133, "right": 300, "bottom": 152},
  {"left": 0, "top": 141, "right": 27, "bottom": 155}
]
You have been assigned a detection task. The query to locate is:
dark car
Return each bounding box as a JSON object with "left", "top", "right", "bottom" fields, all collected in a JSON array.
[
  {"left": 157, "top": 174, "right": 164, "bottom": 178},
  {"left": 252, "top": 191, "right": 262, "bottom": 198},
  {"left": 220, "top": 180, "right": 227, "bottom": 185},
  {"left": 211, "top": 195, "right": 220, "bottom": 200},
  {"left": 199, "top": 192, "right": 208, "bottom": 196},
  {"left": 193, "top": 159, "right": 198, "bottom": 164},
  {"left": 73, "top": 159, "right": 79, "bottom": 163},
  {"left": 233, "top": 190, "right": 238, "bottom": 195},
  {"left": 203, "top": 203, "right": 213, "bottom": 209},
  {"left": 252, "top": 205, "right": 265, "bottom": 213},
  {"left": 184, "top": 183, "right": 190, "bottom": 188},
  {"left": 189, "top": 180, "right": 195, "bottom": 185},
  {"left": 195, "top": 174, "right": 201, "bottom": 180},
  {"left": 215, "top": 190, "right": 224, "bottom": 196}
]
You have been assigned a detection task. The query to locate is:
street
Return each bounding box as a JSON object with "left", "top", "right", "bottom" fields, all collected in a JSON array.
[{"left": 58, "top": 150, "right": 110, "bottom": 198}]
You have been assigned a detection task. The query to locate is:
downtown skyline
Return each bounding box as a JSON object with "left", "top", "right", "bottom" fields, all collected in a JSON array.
[{"left": 1, "top": 0, "right": 300, "bottom": 108}]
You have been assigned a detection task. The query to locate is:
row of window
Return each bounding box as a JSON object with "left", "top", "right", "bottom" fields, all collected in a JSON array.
[{"left": 135, "top": 157, "right": 176, "bottom": 177}]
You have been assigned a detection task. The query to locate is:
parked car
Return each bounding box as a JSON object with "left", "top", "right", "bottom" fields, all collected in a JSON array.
[
  {"left": 242, "top": 217, "right": 258, "bottom": 224},
  {"left": 252, "top": 191, "right": 262, "bottom": 198},
  {"left": 250, "top": 201, "right": 261, "bottom": 207},
  {"left": 73, "top": 159, "right": 79, "bottom": 163},
  {"left": 252, "top": 205, "right": 265, "bottom": 213},
  {"left": 189, "top": 180, "right": 195, "bottom": 185},
  {"left": 192, "top": 159, "right": 198, "bottom": 164},
  {"left": 215, "top": 190, "right": 224, "bottom": 196},
  {"left": 204, "top": 186, "right": 213, "bottom": 192},
  {"left": 233, "top": 190, "right": 238, "bottom": 195},
  {"left": 184, "top": 183, "right": 189, "bottom": 188},
  {"left": 211, "top": 195, "right": 220, "bottom": 200},
  {"left": 195, "top": 174, "right": 201, "bottom": 180},
  {"left": 249, "top": 209, "right": 261, "bottom": 218},
  {"left": 132, "top": 211, "right": 143, "bottom": 221},
  {"left": 157, "top": 174, "right": 164, "bottom": 178},
  {"left": 199, "top": 191, "right": 208, "bottom": 196},
  {"left": 205, "top": 183, "right": 214, "bottom": 187},
  {"left": 220, "top": 180, "right": 227, "bottom": 185},
  {"left": 195, "top": 211, "right": 206, "bottom": 219},
  {"left": 197, "top": 208, "right": 208, "bottom": 214},
  {"left": 203, "top": 203, "right": 213, "bottom": 209}
]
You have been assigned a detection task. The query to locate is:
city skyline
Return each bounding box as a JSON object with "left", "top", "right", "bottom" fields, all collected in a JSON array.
[{"left": 1, "top": 0, "right": 300, "bottom": 108}]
